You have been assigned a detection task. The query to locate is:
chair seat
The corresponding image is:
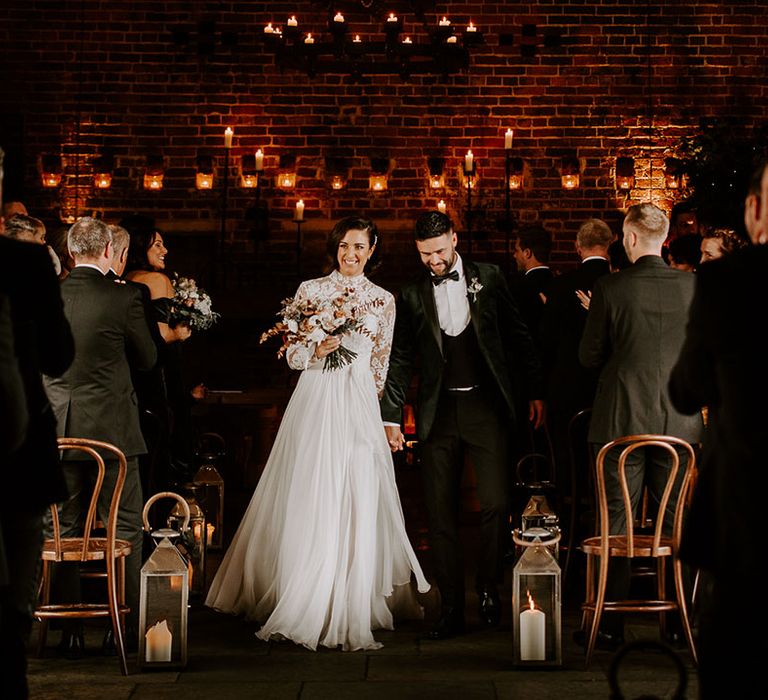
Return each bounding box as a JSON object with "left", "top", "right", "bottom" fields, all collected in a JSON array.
[
  {"left": 582, "top": 599, "right": 679, "bottom": 614},
  {"left": 581, "top": 534, "right": 673, "bottom": 558},
  {"left": 41, "top": 537, "right": 132, "bottom": 562}
]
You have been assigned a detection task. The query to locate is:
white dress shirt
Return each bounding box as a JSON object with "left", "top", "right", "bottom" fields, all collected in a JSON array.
[{"left": 433, "top": 254, "right": 471, "bottom": 337}]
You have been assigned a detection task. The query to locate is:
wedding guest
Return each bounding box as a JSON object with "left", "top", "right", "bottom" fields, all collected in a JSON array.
[
  {"left": 106, "top": 224, "right": 130, "bottom": 278},
  {"left": 207, "top": 217, "right": 429, "bottom": 651},
  {"left": 43, "top": 217, "right": 156, "bottom": 654},
  {"left": 669, "top": 200, "right": 700, "bottom": 239},
  {"left": 1, "top": 200, "right": 27, "bottom": 221},
  {"left": 669, "top": 157, "right": 768, "bottom": 698},
  {"left": 668, "top": 233, "right": 702, "bottom": 272},
  {"left": 0, "top": 222, "right": 73, "bottom": 699},
  {"left": 0, "top": 293, "right": 26, "bottom": 455},
  {"left": 47, "top": 225, "right": 75, "bottom": 279},
  {"left": 381, "top": 211, "right": 544, "bottom": 639},
  {"left": 2, "top": 214, "right": 62, "bottom": 275},
  {"left": 510, "top": 223, "right": 554, "bottom": 339},
  {"left": 699, "top": 226, "right": 748, "bottom": 263}
]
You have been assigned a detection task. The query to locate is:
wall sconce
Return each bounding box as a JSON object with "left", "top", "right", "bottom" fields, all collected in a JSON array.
[
  {"left": 277, "top": 154, "right": 296, "bottom": 190},
  {"left": 195, "top": 154, "right": 214, "bottom": 190},
  {"left": 427, "top": 156, "right": 445, "bottom": 189},
  {"left": 664, "top": 158, "right": 684, "bottom": 189},
  {"left": 325, "top": 156, "right": 349, "bottom": 191},
  {"left": 240, "top": 154, "right": 259, "bottom": 188},
  {"left": 508, "top": 157, "right": 524, "bottom": 190},
  {"left": 615, "top": 156, "right": 635, "bottom": 191},
  {"left": 330, "top": 175, "right": 346, "bottom": 190},
  {"left": 143, "top": 154, "right": 165, "bottom": 190},
  {"left": 41, "top": 154, "right": 63, "bottom": 188},
  {"left": 92, "top": 153, "right": 114, "bottom": 190},
  {"left": 369, "top": 156, "right": 390, "bottom": 192},
  {"left": 561, "top": 156, "right": 580, "bottom": 190}
]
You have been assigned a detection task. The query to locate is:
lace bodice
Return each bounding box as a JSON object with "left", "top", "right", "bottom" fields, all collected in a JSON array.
[{"left": 285, "top": 270, "right": 395, "bottom": 396}]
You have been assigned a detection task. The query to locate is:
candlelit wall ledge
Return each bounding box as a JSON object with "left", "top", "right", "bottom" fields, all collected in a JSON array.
[
  {"left": 143, "top": 154, "right": 165, "bottom": 191},
  {"left": 615, "top": 156, "right": 635, "bottom": 191},
  {"left": 40, "top": 154, "right": 63, "bottom": 188},
  {"left": 195, "top": 154, "right": 214, "bottom": 190},
  {"left": 92, "top": 152, "right": 113, "bottom": 190},
  {"left": 369, "top": 156, "right": 390, "bottom": 192}
]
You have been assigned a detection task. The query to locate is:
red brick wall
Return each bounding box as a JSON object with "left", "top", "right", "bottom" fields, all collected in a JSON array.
[{"left": 1, "top": 0, "right": 766, "bottom": 294}]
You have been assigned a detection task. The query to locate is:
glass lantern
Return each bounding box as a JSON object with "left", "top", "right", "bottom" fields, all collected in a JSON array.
[
  {"left": 138, "top": 538, "right": 188, "bottom": 669},
  {"left": 521, "top": 495, "right": 560, "bottom": 558},
  {"left": 512, "top": 530, "right": 562, "bottom": 667},
  {"left": 192, "top": 433, "right": 226, "bottom": 550},
  {"left": 167, "top": 486, "right": 207, "bottom": 597}
]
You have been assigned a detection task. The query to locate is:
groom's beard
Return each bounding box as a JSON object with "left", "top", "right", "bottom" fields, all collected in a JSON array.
[{"left": 424, "top": 250, "right": 457, "bottom": 277}]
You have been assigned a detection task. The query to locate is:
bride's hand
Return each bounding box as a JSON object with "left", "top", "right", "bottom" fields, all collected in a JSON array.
[{"left": 314, "top": 336, "right": 341, "bottom": 359}]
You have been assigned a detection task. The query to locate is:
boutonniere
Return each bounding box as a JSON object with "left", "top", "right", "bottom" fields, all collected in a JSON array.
[{"left": 466, "top": 277, "right": 483, "bottom": 302}]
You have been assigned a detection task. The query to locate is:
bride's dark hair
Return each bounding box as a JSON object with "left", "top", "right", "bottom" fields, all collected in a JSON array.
[{"left": 325, "top": 216, "right": 381, "bottom": 274}]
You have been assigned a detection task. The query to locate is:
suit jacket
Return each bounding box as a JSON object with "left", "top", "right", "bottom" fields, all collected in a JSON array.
[
  {"left": 509, "top": 266, "right": 553, "bottom": 344},
  {"left": 578, "top": 255, "right": 702, "bottom": 444},
  {"left": 44, "top": 266, "right": 157, "bottom": 458},
  {"left": 380, "top": 261, "right": 543, "bottom": 441},
  {"left": 0, "top": 236, "right": 74, "bottom": 510},
  {"left": 539, "top": 257, "right": 609, "bottom": 413}
]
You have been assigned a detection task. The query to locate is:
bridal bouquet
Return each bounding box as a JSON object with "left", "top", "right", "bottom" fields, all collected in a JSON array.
[
  {"left": 260, "top": 288, "right": 382, "bottom": 371},
  {"left": 169, "top": 275, "right": 220, "bottom": 331}
]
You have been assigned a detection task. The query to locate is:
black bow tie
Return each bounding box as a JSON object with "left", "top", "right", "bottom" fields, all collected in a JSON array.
[{"left": 431, "top": 270, "right": 460, "bottom": 286}]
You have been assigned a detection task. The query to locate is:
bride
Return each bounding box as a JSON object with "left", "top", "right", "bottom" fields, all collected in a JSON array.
[{"left": 205, "top": 216, "right": 429, "bottom": 651}]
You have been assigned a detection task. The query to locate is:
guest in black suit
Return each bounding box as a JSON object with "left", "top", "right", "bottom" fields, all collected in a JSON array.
[
  {"left": 510, "top": 224, "right": 554, "bottom": 340},
  {"left": 43, "top": 217, "right": 157, "bottom": 648},
  {"left": 381, "top": 212, "right": 544, "bottom": 638},
  {"left": 669, "top": 158, "right": 768, "bottom": 698},
  {"left": 578, "top": 203, "right": 703, "bottom": 647},
  {"left": 0, "top": 228, "right": 74, "bottom": 699},
  {"left": 0, "top": 293, "right": 26, "bottom": 455},
  {"left": 539, "top": 218, "right": 612, "bottom": 495}
]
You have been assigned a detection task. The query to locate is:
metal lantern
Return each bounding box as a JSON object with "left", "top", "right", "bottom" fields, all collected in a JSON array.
[
  {"left": 512, "top": 530, "right": 562, "bottom": 667},
  {"left": 192, "top": 433, "right": 226, "bottom": 550},
  {"left": 167, "top": 485, "right": 207, "bottom": 597},
  {"left": 139, "top": 493, "right": 190, "bottom": 670},
  {"left": 521, "top": 495, "right": 560, "bottom": 558}
]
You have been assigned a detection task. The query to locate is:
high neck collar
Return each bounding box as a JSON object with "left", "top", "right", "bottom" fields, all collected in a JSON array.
[{"left": 331, "top": 269, "right": 367, "bottom": 285}]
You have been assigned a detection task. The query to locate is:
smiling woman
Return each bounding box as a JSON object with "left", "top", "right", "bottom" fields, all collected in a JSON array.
[{"left": 326, "top": 216, "right": 381, "bottom": 277}]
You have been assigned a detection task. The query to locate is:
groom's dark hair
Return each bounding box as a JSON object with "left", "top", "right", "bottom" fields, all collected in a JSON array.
[{"left": 415, "top": 211, "right": 453, "bottom": 241}]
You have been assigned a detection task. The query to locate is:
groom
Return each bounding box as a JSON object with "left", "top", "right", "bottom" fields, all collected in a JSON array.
[{"left": 381, "top": 211, "right": 544, "bottom": 639}]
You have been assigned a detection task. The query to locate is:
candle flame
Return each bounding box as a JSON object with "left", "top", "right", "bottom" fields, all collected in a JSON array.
[{"left": 527, "top": 590, "right": 535, "bottom": 611}]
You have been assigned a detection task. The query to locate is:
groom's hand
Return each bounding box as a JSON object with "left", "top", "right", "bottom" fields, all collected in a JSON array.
[{"left": 385, "top": 425, "right": 405, "bottom": 452}]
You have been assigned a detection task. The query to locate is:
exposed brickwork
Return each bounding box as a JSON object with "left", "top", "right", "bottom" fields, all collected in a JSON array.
[{"left": 1, "top": 0, "right": 767, "bottom": 294}]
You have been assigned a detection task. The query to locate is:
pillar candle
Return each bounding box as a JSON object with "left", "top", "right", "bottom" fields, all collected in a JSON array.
[
  {"left": 145, "top": 620, "right": 173, "bottom": 663},
  {"left": 520, "top": 594, "right": 546, "bottom": 661},
  {"left": 465, "top": 150, "right": 474, "bottom": 172},
  {"left": 295, "top": 199, "right": 305, "bottom": 221},
  {"left": 255, "top": 149, "right": 264, "bottom": 171},
  {"left": 224, "top": 127, "right": 233, "bottom": 149},
  {"left": 287, "top": 16, "right": 297, "bottom": 27},
  {"left": 505, "top": 128, "right": 514, "bottom": 150},
  {"left": 437, "top": 199, "right": 447, "bottom": 213}
]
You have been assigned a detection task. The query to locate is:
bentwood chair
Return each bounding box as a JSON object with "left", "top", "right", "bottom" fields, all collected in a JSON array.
[
  {"left": 580, "top": 435, "right": 697, "bottom": 667},
  {"left": 35, "top": 438, "right": 132, "bottom": 675}
]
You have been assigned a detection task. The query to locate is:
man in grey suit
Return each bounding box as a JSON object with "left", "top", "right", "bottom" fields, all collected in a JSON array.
[
  {"left": 578, "top": 203, "right": 703, "bottom": 647},
  {"left": 43, "top": 217, "right": 157, "bottom": 651}
]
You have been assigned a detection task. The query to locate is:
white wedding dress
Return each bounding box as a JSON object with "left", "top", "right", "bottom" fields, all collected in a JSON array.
[{"left": 205, "top": 270, "right": 430, "bottom": 651}]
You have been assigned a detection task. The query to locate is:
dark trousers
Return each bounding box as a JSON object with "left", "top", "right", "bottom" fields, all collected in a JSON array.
[
  {"left": 0, "top": 507, "right": 44, "bottom": 700},
  {"left": 591, "top": 443, "right": 689, "bottom": 635},
  {"left": 421, "top": 388, "right": 509, "bottom": 610},
  {"left": 46, "top": 457, "right": 143, "bottom": 631}
]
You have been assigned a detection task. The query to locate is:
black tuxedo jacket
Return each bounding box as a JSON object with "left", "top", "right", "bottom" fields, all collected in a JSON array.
[
  {"left": 0, "top": 236, "right": 74, "bottom": 510},
  {"left": 509, "top": 266, "right": 553, "bottom": 342},
  {"left": 579, "top": 255, "right": 702, "bottom": 444},
  {"left": 380, "top": 261, "right": 543, "bottom": 441},
  {"left": 43, "top": 266, "right": 157, "bottom": 458},
  {"left": 539, "top": 257, "right": 609, "bottom": 412}
]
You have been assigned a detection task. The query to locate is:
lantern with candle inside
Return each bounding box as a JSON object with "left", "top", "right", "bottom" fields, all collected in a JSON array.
[
  {"left": 508, "top": 157, "right": 524, "bottom": 190},
  {"left": 664, "top": 157, "right": 685, "bottom": 190},
  {"left": 195, "top": 154, "right": 214, "bottom": 190},
  {"left": 40, "top": 154, "right": 63, "bottom": 188},
  {"left": 520, "top": 495, "right": 560, "bottom": 559},
  {"left": 92, "top": 153, "right": 114, "bottom": 190},
  {"left": 192, "top": 433, "right": 226, "bottom": 550},
  {"left": 240, "top": 154, "right": 259, "bottom": 189},
  {"left": 167, "top": 485, "right": 207, "bottom": 597},
  {"left": 512, "top": 529, "right": 562, "bottom": 667},
  {"left": 143, "top": 154, "right": 165, "bottom": 191},
  {"left": 561, "top": 156, "right": 580, "bottom": 190},
  {"left": 277, "top": 153, "right": 296, "bottom": 190},
  {"left": 369, "top": 156, "right": 390, "bottom": 192},
  {"left": 615, "top": 156, "right": 635, "bottom": 192},
  {"left": 437, "top": 199, "right": 447, "bottom": 214},
  {"left": 427, "top": 156, "right": 445, "bottom": 190},
  {"left": 139, "top": 492, "right": 190, "bottom": 669}
]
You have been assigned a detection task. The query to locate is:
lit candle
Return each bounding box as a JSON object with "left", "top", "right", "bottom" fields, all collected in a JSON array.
[
  {"left": 505, "top": 128, "right": 514, "bottom": 150},
  {"left": 255, "top": 149, "right": 264, "bottom": 171},
  {"left": 446, "top": 35, "right": 457, "bottom": 44},
  {"left": 295, "top": 199, "right": 305, "bottom": 221},
  {"left": 520, "top": 592, "right": 546, "bottom": 661},
  {"left": 331, "top": 175, "right": 344, "bottom": 189},
  {"left": 439, "top": 17, "right": 451, "bottom": 27},
  {"left": 402, "top": 36, "right": 412, "bottom": 44},
  {"left": 287, "top": 16, "right": 297, "bottom": 27},
  {"left": 466, "top": 21, "right": 477, "bottom": 33},
  {"left": 224, "top": 127, "right": 233, "bottom": 149},
  {"left": 353, "top": 34, "right": 362, "bottom": 43},
  {"left": 387, "top": 13, "right": 398, "bottom": 23},
  {"left": 145, "top": 620, "right": 173, "bottom": 663},
  {"left": 465, "top": 150, "right": 474, "bottom": 172},
  {"left": 304, "top": 33, "right": 314, "bottom": 44},
  {"left": 437, "top": 199, "right": 447, "bottom": 213},
  {"left": 333, "top": 12, "right": 345, "bottom": 23},
  {"left": 264, "top": 23, "right": 274, "bottom": 34},
  {"left": 206, "top": 523, "right": 215, "bottom": 546}
]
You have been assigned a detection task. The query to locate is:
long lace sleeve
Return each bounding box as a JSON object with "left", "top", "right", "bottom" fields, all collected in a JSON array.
[
  {"left": 370, "top": 292, "right": 396, "bottom": 397},
  {"left": 285, "top": 281, "right": 322, "bottom": 371}
]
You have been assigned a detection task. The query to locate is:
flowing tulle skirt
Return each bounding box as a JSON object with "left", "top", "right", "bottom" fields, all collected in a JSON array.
[{"left": 205, "top": 359, "right": 429, "bottom": 651}]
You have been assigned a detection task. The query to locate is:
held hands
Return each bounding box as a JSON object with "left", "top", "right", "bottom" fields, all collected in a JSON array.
[
  {"left": 385, "top": 425, "right": 405, "bottom": 452},
  {"left": 314, "top": 335, "right": 342, "bottom": 360}
]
